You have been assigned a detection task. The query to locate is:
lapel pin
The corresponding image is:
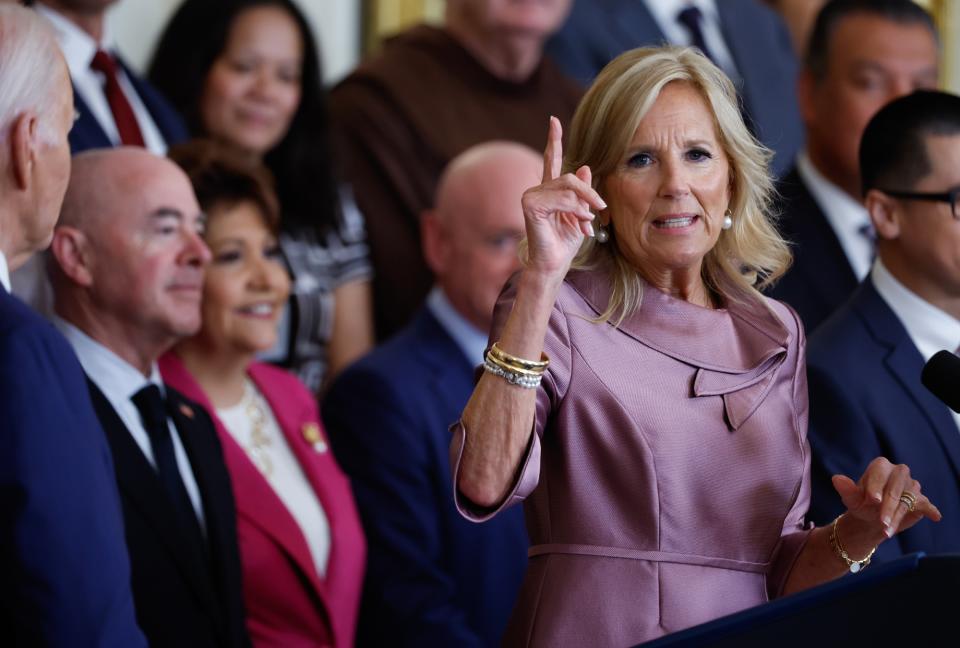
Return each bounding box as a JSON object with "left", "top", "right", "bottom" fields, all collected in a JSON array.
[
  {"left": 179, "top": 404, "right": 195, "bottom": 419},
  {"left": 302, "top": 423, "right": 327, "bottom": 453}
]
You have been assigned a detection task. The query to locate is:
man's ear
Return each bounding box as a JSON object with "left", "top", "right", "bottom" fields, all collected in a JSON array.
[
  {"left": 865, "top": 189, "right": 901, "bottom": 241},
  {"left": 49, "top": 226, "right": 94, "bottom": 287},
  {"left": 9, "top": 111, "right": 39, "bottom": 191},
  {"left": 421, "top": 209, "right": 447, "bottom": 276}
]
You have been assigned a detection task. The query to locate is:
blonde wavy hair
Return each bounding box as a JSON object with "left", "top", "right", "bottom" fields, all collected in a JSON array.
[{"left": 558, "top": 46, "right": 791, "bottom": 324}]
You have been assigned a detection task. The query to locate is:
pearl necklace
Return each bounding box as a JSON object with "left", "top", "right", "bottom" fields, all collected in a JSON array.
[{"left": 240, "top": 379, "right": 274, "bottom": 478}]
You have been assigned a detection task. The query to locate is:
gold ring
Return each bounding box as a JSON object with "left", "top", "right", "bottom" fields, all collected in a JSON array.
[{"left": 899, "top": 491, "right": 917, "bottom": 513}]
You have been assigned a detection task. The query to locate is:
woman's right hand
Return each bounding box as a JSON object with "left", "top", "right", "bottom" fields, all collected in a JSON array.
[{"left": 521, "top": 116, "right": 607, "bottom": 278}]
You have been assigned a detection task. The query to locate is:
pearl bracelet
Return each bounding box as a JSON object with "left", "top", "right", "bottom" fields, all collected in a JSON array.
[{"left": 482, "top": 358, "right": 542, "bottom": 389}]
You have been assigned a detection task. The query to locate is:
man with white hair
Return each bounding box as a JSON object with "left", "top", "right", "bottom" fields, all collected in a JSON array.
[{"left": 0, "top": 5, "right": 144, "bottom": 645}]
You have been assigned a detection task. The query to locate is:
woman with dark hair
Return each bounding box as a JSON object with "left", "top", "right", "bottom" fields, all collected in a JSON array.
[
  {"left": 161, "top": 140, "right": 366, "bottom": 648},
  {"left": 150, "top": 0, "right": 373, "bottom": 394}
]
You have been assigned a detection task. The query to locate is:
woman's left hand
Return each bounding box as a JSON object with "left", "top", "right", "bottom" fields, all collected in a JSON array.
[{"left": 832, "top": 457, "right": 942, "bottom": 543}]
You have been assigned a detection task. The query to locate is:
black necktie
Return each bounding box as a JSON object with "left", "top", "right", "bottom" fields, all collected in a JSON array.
[
  {"left": 677, "top": 6, "right": 717, "bottom": 64},
  {"left": 131, "top": 385, "right": 202, "bottom": 538}
]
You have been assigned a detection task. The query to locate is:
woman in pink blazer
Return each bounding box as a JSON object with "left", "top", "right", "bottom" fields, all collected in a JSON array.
[{"left": 161, "top": 141, "right": 365, "bottom": 647}]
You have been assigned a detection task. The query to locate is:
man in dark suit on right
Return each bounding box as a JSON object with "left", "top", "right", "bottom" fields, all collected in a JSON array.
[
  {"left": 323, "top": 142, "right": 536, "bottom": 647},
  {"left": 807, "top": 90, "right": 960, "bottom": 562},
  {"left": 48, "top": 147, "right": 250, "bottom": 647},
  {"left": 768, "top": 0, "right": 939, "bottom": 332}
]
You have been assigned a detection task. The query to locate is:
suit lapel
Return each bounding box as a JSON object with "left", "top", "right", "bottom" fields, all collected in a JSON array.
[
  {"left": 412, "top": 309, "right": 475, "bottom": 414},
  {"left": 785, "top": 171, "right": 859, "bottom": 303},
  {"left": 856, "top": 281, "right": 960, "bottom": 479},
  {"left": 246, "top": 369, "right": 331, "bottom": 602},
  {"left": 86, "top": 380, "right": 221, "bottom": 616},
  {"left": 167, "top": 389, "right": 226, "bottom": 556},
  {"left": 716, "top": 0, "right": 751, "bottom": 88},
  {"left": 117, "top": 57, "right": 187, "bottom": 146},
  {"left": 70, "top": 86, "right": 111, "bottom": 150}
]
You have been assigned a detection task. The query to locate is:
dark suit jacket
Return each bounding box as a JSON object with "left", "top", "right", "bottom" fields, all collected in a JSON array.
[
  {"left": 545, "top": 0, "right": 803, "bottom": 177},
  {"left": 0, "top": 287, "right": 144, "bottom": 646},
  {"left": 69, "top": 58, "right": 189, "bottom": 153},
  {"left": 767, "top": 168, "right": 859, "bottom": 333},
  {"left": 88, "top": 380, "right": 250, "bottom": 648},
  {"left": 806, "top": 278, "right": 960, "bottom": 562},
  {"left": 322, "top": 307, "right": 528, "bottom": 647}
]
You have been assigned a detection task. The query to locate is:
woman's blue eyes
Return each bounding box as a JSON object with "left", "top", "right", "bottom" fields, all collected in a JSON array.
[{"left": 626, "top": 149, "right": 713, "bottom": 167}]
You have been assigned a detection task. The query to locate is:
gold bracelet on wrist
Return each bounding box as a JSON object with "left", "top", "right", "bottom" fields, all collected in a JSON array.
[
  {"left": 828, "top": 513, "right": 876, "bottom": 574},
  {"left": 489, "top": 342, "right": 549, "bottom": 373},
  {"left": 485, "top": 351, "right": 543, "bottom": 378}
]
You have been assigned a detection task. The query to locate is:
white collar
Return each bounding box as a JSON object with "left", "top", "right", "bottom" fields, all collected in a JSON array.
[
  {"left": 872, "top": 259, "right": 960, "bottom": 361},
  {"left": 52, "top": 315, "right": 163, "bottom": 402},
  {"left": 644, "top": 0, "right": 721, "bottom": 31},
  {"left": 0, "top": 250, "right": 9, "bottom": 292},
  {"left": 796, "top": 151, "right": 874, "bottom": 280},
  {"left": 426, "top": 286, "right": 488, "bottom": 366},
  {"left": 641, "top": 0, "right": 737, "bottom": 80},
  {"left": 35, "top": 3, "right": 114, "bottom": 80}
]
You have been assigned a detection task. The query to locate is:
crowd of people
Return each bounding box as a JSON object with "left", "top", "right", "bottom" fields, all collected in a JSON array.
[{"left": 1, "top": 1, "right": 958, "bottom": 647}]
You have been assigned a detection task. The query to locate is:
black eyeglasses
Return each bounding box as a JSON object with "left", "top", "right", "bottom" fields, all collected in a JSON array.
[{"left": 878, "top": 188, "right": 960, "bottom": 220}]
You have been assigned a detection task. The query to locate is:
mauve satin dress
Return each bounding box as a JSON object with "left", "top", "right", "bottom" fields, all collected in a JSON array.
[{"left": 452, "top": 267, "right": 813, "bottom": 647}]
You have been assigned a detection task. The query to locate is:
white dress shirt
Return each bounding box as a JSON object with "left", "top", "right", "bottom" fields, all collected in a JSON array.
[
  {"left": 0, "top": 250, "right": 10, "bottom": 292},
  {"left": 642, "top": 0, "right": 740, "bottom": 81},
  {"left": 53, "top": 317, "right": 207, "bottom": 529},
  {"left": 872, "top": 260, "right": 960, "bottom": 433},
  {"left": 797, "top": 151, "right": 875, "bottom": 281},
  {"left": 426, "top": 286, "right": 489, "bottom": 366},
  {"left": 36, "top": 3, "right": 168, "bottom": 155},
  {"left": 217, "top": 381, "right": 331, "bottom": 577}
]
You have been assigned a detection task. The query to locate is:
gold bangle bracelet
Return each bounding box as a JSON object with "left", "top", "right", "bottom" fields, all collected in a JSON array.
[
  {"left": 484, "top": 350, "right": 544, "bottom": 377},
  {"left": 828, "top": 514, "right": 876, "bottom": 574},
  {"left": 489, "top": 342, "right": 549, "bottom": 372}
]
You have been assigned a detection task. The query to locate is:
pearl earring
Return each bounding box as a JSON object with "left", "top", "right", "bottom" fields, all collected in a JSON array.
[
  {"left": 722, "top": 210, "right": 733, "bottom": 230},
  {"left": 595, "top": 224, "right": 609, "bottom": 243}
]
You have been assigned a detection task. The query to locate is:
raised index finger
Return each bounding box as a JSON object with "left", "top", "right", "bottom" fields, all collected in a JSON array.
[{"left": 542, "top": 116, "right": 563, "bottom": 183}]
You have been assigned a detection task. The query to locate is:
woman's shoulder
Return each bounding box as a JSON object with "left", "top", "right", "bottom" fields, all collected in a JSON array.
[{"left": 759, "top": 294, "right": 805, "bottom": 341}]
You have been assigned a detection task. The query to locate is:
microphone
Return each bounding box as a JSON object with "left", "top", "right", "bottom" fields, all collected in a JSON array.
[{"left": 921, "top": 350, "right": 960, "bottom": 413}]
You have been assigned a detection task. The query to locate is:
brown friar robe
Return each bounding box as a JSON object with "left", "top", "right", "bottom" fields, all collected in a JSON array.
[{"left": 329, "top": 25, "right": 583, "bottom": 339}]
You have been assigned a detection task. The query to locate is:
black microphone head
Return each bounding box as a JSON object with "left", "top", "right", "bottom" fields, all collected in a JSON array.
[{"left": 921, "top": 350, "right": 960, "bottom": 413}]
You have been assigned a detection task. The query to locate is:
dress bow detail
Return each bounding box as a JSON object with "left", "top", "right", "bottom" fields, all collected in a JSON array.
[{"left": 693, "top": 350, "right": 787, "bottom": 430}]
